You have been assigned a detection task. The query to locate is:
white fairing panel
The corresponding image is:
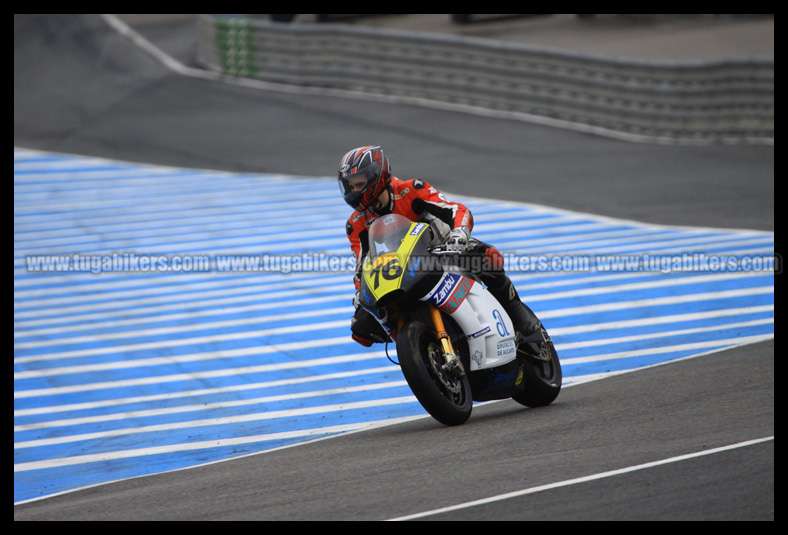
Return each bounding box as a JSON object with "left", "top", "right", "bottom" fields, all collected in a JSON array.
[{"left": 421, "top": 273, "right": 517, "bottom": 371}]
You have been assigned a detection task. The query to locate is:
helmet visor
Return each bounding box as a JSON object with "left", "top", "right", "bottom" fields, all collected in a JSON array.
[{"left": 338, "top": 172, "right": 372, "bottom": 197}]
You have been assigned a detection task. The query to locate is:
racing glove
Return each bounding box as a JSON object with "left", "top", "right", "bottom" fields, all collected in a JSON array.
[
  {"left": 352, "top": 290, "right": 362, "bottom": 309},
  {"left": 443, "top": 227, "right": 471, "bottom": 253}
]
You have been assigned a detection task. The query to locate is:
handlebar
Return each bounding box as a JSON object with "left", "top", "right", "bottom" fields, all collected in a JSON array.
[{"left": 429, "top": 245, "right": 463, "bottom": 256}]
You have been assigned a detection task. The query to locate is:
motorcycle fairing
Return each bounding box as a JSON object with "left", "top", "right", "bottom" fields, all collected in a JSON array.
[
  {"left": 361, "top": 220, "right": 430, "bottom": 302},
  {"left": 421, "top": 272, "right": 518, "bottom": 372}
]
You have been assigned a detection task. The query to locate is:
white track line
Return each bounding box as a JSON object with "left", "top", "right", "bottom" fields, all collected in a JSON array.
[
  {"left": 14, "top": 335, "right": 773, "bottom": 448},
  {"left": 12, "top": 201, "right": 517, "bottom": 240},
  {"left": 14, "top": 379, "right": 410, "bottom": 432},
  {"left": 13, "top": 218, "right": 595, "bottom": 259},
  {"left": 7, "top": 271, "right": 660, "bottom": 328},
  {"left": 14, "top": 157, "right": 129, "bottom": 170},
  {"left": 13, "top": 319, "right": 350, "bottom": 365},
  {"left": 13, "top": 287, "right": 774, "bottom": 396},
  {"left": 11, "top": 272, "right": 663, "bottom": 338},
  {"left": 13, "top": 346, "right": 381, "bottom": 399},
  {"left": 13, "top": 305, "right": 353, "bottom": 350},
  {"left": 14, "top": 395, "right": 418, "bottom": 449},
  {"left": 15, "top": 320, "right": 771, "bottom": 431},
  {"left": 387, "top": 436, "right": 775, "bottom": 520},
  {"left": 492, "top": 228, "right": 705, "bottom": 252},
  {"left": 12, "top": 208, "right": 342, "bottom": 244},
  {"left": 14, "top": 415, "right": 423, "bottom": 472},
  {"left": 14, "top": 317, "right": 774, "bottom": 383},
  {"left": 555, "top": 318, "right": 772, "bottom": 351},
  {"left": 550, "top": 304, "right": 773, "bottom": 336},
  {"left": 14, "top": 280, "right": 772, "bottom": 367},
  {"left": 559, "top": 334, "right": 773, "bottom": 366},
  {"left": 14, "top": 218, "right": 612, "bottom": 267},
  {"left": 14, "top": 295, "right": 353, "bottom": 338},
  {"left": 14, "top": 287, "right": 774, "bottom": 381},
  {"left": 15, "top": 145, "right": 774, "bottom": 236},
  {"left": 13, "top": 305, "right": 773, "bottom": 415},
  {"left": 13, "top": 272, "right": 763, "bottom": 350},
  {"left": 13, "top": 365, "right": 398, "bottom": 417},
  {"left": 14, "top": 302, "right": 771, "bottom": 401},
  {"left": 525, "top": 271, "right": 767, "bottom": 302},
  {"left": 12, "top": 285, "right": 350, "bottom": 329},
  {"left": 13, "top": 279, "right": 353, "bottom": 320},
  {"left": 12, "top": 195, "right": 347, "bottom": 233},
  {"left": 14, "top": 336, "right": 360, "bottom": 382},
  {"left": 537, "top": 286, "right": 772, "bottom": 320},
  {"left": 14, "top": 268, "right": 343, "bottom": 300},
  {"left": 12, "top": 412, "right": 433, "bottom": 505}
]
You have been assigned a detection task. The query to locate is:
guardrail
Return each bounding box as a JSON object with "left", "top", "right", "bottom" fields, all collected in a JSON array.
[{"left": 195, "top": 15, "right": 773, "bottom": 144}]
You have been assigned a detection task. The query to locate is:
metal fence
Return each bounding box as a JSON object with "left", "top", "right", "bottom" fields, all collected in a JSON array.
[{"left": 195, "top": 15, "right": 773, "bottom": 144}]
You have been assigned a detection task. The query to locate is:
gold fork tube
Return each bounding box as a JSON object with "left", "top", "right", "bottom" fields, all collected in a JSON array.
[{"left": 429, "top": 305, "right": 457, "bottom": 360}]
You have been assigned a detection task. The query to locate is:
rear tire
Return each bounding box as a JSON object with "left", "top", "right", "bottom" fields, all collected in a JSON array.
[
  {"left": 511, "top": 330, "right": 562, "bottom": 408},
  {"left": 396, "top": 320, "right": 472, "bottom": 426}
]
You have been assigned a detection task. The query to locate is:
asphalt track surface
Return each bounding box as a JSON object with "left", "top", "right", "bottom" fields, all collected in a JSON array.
[{"left": 14, "top": 15, "right": 774, "bottom": 520}]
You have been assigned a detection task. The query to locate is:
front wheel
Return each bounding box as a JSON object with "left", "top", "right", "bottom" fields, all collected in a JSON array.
[
  {"left": 396, "top": 320, "right": 472, "bottom": 426},
  {"left": 511, "top": 328, "right": 562, "bottom": 408}
]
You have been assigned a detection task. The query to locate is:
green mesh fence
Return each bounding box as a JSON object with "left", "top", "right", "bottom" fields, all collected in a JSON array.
[{"left": 215, "top": 18, "right": 258, "bottom": 77}]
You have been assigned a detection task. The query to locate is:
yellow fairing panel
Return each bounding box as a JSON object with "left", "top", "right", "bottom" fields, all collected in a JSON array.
[{"left": 362, "top": 222, "right": 428, "bottom": 302}]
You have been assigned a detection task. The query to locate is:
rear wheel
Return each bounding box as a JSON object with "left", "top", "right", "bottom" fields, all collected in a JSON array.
[
  {"left": 396, "top": 320, "right": 472, "bottom": 426},
  {"left": 511, "top": 328, "right": 562, "bottom": 407}
]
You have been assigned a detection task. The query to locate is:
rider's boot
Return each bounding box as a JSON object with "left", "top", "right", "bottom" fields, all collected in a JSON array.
[
  {"left": 351, "top": 306, "right": 391, "bottom": 347},
  {"left": 486, "top": 275, "right": 552, "bottom": 362}
]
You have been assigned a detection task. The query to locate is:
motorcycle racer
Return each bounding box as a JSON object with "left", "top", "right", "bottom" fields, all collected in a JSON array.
[{"left": 338, "top": 145, "right": 549, "bottom": 359}]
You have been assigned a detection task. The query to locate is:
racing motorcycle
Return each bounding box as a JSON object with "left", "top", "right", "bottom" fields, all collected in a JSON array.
[{"left": 358, "top": 213, "right": 562, "bottom": 426}]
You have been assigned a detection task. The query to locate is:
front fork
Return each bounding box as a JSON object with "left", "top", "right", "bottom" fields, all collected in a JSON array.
[{"left": 428, "top": 305, "right": 465, "bottom": 377}]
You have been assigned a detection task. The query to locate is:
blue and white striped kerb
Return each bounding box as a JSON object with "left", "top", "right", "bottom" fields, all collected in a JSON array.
[{"left": 13, "top": 148, "right": 774, "bottom": 504}]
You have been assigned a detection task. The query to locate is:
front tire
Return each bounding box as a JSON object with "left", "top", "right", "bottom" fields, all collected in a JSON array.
[{"left": 396, "top": 320, "right": 472, "bottom": 426}]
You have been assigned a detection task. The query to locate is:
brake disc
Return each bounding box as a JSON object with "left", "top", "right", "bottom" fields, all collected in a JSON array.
[{"left": 427, "top": 343, "right": 462, "bottom": 395}]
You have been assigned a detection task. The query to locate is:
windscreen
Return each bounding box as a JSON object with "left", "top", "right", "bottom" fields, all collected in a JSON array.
[{"left": 366, "top": 214, "right": 413, "bottom": 260}]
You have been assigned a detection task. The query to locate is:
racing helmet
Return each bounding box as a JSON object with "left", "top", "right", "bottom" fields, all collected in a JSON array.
[{"left": 337, "top": 145, "right": 391, "bottom": 210}]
